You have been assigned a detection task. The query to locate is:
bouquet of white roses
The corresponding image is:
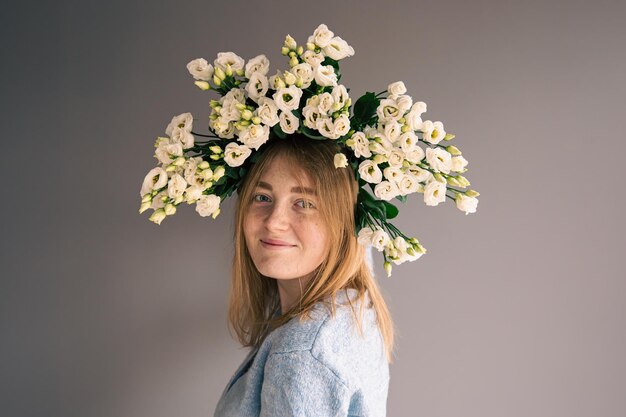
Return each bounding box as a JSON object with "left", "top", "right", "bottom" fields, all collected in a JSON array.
[{"left": 139, "top": 24, "right": 479, "bottom": 276}]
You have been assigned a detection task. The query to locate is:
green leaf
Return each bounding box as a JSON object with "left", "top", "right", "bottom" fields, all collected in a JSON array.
[
  {"left": 352, "top": 92, "right": 379, "bottom": 128},
  {"left": 395, "top": 194, "right": 407, "bottom": 203},
  {"left": 383, "top": 201, "right": 399, "bottom": 219},
  {"left": 300, "top": 125, "right": 327, "bottom": 140},
  {"left": 272, "top": 124, "right": 287, "bottom": 139}
]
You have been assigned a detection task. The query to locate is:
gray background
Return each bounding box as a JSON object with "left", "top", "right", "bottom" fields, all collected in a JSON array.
[{"left": 2, "top": 0, "right": 625, "bottom": 416}]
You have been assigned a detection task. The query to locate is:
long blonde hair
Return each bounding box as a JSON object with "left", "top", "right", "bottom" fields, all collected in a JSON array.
[{"left": 227, "top": 135, "right": 396, "bottom": 363}]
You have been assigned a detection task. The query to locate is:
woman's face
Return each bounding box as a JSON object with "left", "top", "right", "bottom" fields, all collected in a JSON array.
[{"left": 243, "top": 154, "right": 329, "bottom": 281}]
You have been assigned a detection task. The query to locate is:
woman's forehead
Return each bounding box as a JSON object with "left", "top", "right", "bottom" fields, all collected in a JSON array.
[{"left": 257, "top": 154, "right": 316, "bottom": 190}]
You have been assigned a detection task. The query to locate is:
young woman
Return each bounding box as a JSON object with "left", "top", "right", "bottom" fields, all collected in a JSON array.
[{"left": 213, "top": 135, "right": 395, "bottom": 417}]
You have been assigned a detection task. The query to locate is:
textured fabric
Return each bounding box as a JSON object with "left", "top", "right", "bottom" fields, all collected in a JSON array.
[{"left": 214, "top": 288, "right": 389, "bottom": 417}]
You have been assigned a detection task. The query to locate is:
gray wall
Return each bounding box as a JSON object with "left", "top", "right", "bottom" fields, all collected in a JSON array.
[{"left": 2, "top": 0, "right": 625, "bottom": 416}]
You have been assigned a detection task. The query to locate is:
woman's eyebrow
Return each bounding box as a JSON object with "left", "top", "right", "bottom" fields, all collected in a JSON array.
[{"left": 257, "top": 181, "right": 317, "bottom": 195}]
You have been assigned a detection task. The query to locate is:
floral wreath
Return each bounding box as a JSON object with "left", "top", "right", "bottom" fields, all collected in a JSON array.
[{"left": 139, "top": 24, "right": 480, "bottom": 276}]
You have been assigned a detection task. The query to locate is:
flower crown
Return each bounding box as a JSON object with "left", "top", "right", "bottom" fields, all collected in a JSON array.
[{"left": 139, "top": 24, "right": 480, "bottom": 276}]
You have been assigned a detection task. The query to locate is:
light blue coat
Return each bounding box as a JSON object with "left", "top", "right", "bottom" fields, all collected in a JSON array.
[{"left": 214, "top": 288, "right": 389, "bottom": 417}]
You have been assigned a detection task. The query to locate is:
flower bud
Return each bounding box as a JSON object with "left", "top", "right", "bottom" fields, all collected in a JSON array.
[
  {"left": 306, "top": 42, "right": 315, "bottom": 51},
  {"left": 211, "top": 208, "right": 221, "bottom": 219},
  {"left": 400, "top": 124, "right": 410, "bottom": 133},
  {"left": 212, "top": 74, "right": 222, "bottom": 86},
  {"left": 214, "top": 66, "right": 226, "bottom": 80},
  {"left": 446, "top": 145, "right": 461, "bottom": 155},
  {"left": 235, "top": 68, "right": 244, "bottom": 77},
  {"left": 194, "top": 81, "right": 210, "bottom": 90},
  {"left": 173, "top": 195, "right": 184, "bottom": 205},
  {"left": 457, "top": 176, "right": 470, "bottom": 187},
  {"left": 155, "top": 137, "right": 169, "bottom": 147},
  {"left": 284, "top": 35, "right": 297, "bottom": 50},
  {"left": 289, "top": 56, "right": 298, "bottom": 67},
  {"left": 208, "top": 146, "right": 222, "bottom": 155},
  {"left": 149, "top": 208, "right": 167, "bottom": 225},
  {"left": 139, "top": 201, "right": 151, "bottom": 214},
  {"left": 296, "top": 46, "right": 304, "bottom": 55},
  {"left": 373, "top": 154, "right": 388, "bottom": 164},
  {"left": 281, "top": 46, "right": 290, "bottom": 56},
  {"left": 164, "top": 203, "right": 176, "bottom": 216},
  {"left": 212, "top": 166, "right": 225, "bottom": 181},
  {"left": 210, "top": 154, "right": 221, "bottom": 160},
  {"left": 384, "top": 262, "right": 393, "bottom": 277},
  {"left": 433, "top": 172, "right": 446, "bottom": 183},
  {"left": 141, "top": 194, "right": 152, "bottom": 203},
  {"left": 241, "top": 109, "right": 253, "bottom": 120},
  {"left": 225, "top": 64, "right": 233, "bottom": 77},
  {"left": 251, "top": 116, "right": 261, "bottom": 125},
  {"left": 446, "top": 176, "right": 461, "bottom": 187},
  {"left": 165, "top": 164, "right": 177, "bottom": 172},
  {"left": 198, "top": 160, "right": 211, "bottom": 169},
  {"left": 209, "top": 100, "right": 221, "bottom": 109},
  {"left": 443, "top": 133, "right": 455, "bottom": 141},
  {"left": 465, "top": 189, "right": 480, "bottom": 198},
  {"left": 172, "top": 156, "right": 185, "bottom": 166}
]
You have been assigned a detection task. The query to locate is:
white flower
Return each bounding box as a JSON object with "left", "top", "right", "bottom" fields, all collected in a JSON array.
[
  {"left": 371, "top": 228, "right": 390, "bottom": 251},
  {"left": 245, "top": 72, "right": 269, "bottom": 103},
  {"left": 195, "top": 194, "right": 221, "bottom": 217},
  {"left": 244, "top": 54, "right": 270, "bottom": 78},
  {"left": 421, "top": 120, "right": 446, "bottom": 145},
  {"left": 332, "top": 114, "right": 351, "bottom": 138},
  {"left": 387, "top": 81, "right": 407, "bottom": 96},
  {"left": 184, "top": 184, "right": 204, "bottom": 203},
  {"left": 302, "top": 50, "right": 325, "bottom": 67},
  {"left": 155, "top": 142, "right": 183, "bottom": 165},
  {"left": 358, "top": 160, "right": 383, "bottom": 184},
  {"left": 374, "top": 180, "right": 400, "bottom": 201},
  {"left": 211, "top": 118, "right": 236, "bottom": 139},
  {"left": 395, "top": 95, "right": 413, "bottom": 113},
  {"left": 256, "top": 97, "right": 280, "bottom": 127},
  {"left": 273, "top": 86, "right": 303, "bottom": 113},
  {"left": 214, "top": 52, "right": 245, "bottom": 74},
  {"left": 165, "top": 113, "right": 193, "bottom": 136},
  {"left": 334, "top": 153, "right": 348, "bottom": 168},
  {"left": 450, "top": 155, "right": 469, "bottom": 172},
  {"left": 140, "top": 167, "right": 168, "bottom": 196},
  {"left": 405, "top": 102, "right": 427, "bottom": 131},
  {"left": 348, "top": 131, "right": 372, "bottom": 158},
  {"left": 268, "top": 70, "right": 285, "bottom": 90},
  {"left": 398, "top": 132, "right": 418, "bottom": 153},
  {"left": 219, "top": 89, "right": 245, "bottom": 122},
  {"left": 314, "top": 65, "right": 338, "bottom": 87},
  {"left": 170, "top": 126, "right": 194, "bottom": 149},
  {"left": 290, "top": 63, "right": 315, "bottom": 88},
  {"left": 404, "top": 146, "right": 425, "bottom": 164},
  {"left": 425, "top": 147, "right": 452, "bottom": 174},
  {"left": 223, "top": 142, "right": 251, "bottom": 167},
  {"left": 317, "top": 92, "right": 335, "bottom": 114},
  {"left": 406, "top": 165, "right": 433, "bottom": 183},
  {"left": 387, "top": 149, "right": 405, "bottom": 168},
  {"left": 186, "top": 58, "right": 214, "bottom": 81},
  {"left": 423, "top": 179, "right": 447, "bottom": 206},
  {"left": 316, "top": 116, "right": 335, "bottom": 139},
  {"left": 183, "top": 157, "right": 201, "bottom": 186},
  {"left": 283, "top": 71, "right": 297, "bottom": 86},
  {"left": 398, "top": 174, "right": 420, "bottom": 195},
  {"left": 150, "top": 191, "right": 166, "bottom": 210},
  {"left": 167, "top": 174, "right": 187, "bottom": 199},
  {"left": 279, "top": 110, "right": 299, "bottom": 134},
  {"left": 331, "top": 85, "right": 349, "bottom": 109},
  {"left": 238, "top": 124, "right": 270, "bottom": 150},
  {"left": 455, "top": 193, "right": 479, "bottom": 215},
  {"left": 382, "top": 121, "right": 402, "bottom": 143},
  {"left": 369, "top": 137, "right": 393, "bottom": 156},
  {"left": 322, "top": 36, "right": 355, "bottom": 60},
  {"left": 383, "top": 166, "right": 404, "bottom": 183},
  {"left": 302, "top": 105, "right": 321, "bottom": 129},
  {"left": 310, "top": 24, "right": 334, "bottom": 48},
  {"left": 376, "top": 99, "right": 402, "bottom": 122},
  {"left": 357, "top": 227, "right": 374, "bottom": 246}
]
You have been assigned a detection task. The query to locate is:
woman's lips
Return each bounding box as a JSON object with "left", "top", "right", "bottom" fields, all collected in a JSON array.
[{"left": 260, "top": 238, "right": 296, "bottom": 249}]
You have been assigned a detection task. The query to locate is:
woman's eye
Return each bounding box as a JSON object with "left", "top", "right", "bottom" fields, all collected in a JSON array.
[
  {"left": 296, "top": 200, "right": 315, "bottom": 209},
  {"left": 253, "top": 194, "right": 271, "bottom": 203}
]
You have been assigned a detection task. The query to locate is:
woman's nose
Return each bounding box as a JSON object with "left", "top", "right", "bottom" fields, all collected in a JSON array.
[{"left": 264, "top": 202, "right": 289, "bottom": 231}]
